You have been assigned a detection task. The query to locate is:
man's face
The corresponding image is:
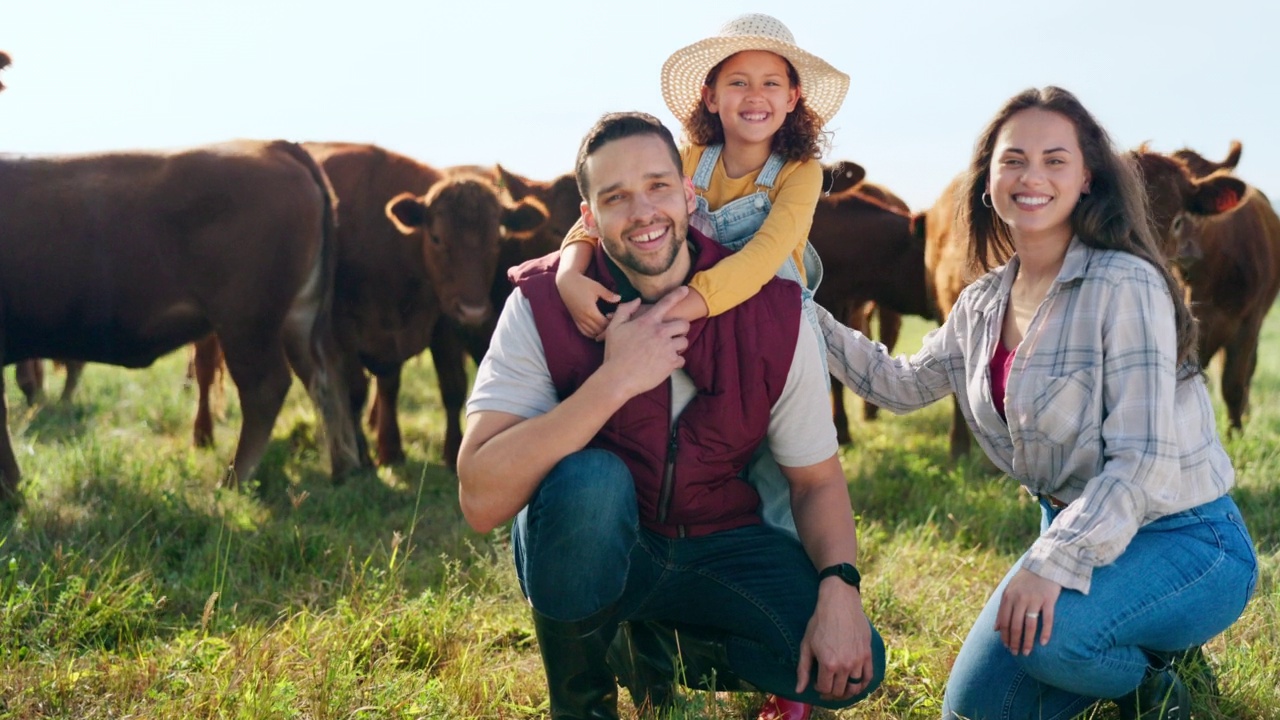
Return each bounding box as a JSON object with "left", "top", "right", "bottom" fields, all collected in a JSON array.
[{"left": 580, "top": 134, "right": 697, "bottom": 281}]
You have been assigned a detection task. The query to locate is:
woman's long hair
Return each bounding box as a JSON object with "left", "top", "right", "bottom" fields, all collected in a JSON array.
[{"left": 958, "top": 86, "right": 1198, "bottom": 365}]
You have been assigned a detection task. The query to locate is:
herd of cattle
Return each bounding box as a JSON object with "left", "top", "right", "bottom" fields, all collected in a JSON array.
[{"left": 2, "top": 50, "right": 1278, "bottom": 506}]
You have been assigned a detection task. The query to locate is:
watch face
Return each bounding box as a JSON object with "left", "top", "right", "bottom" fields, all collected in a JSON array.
[{"left": 822, "top": 563, "right": 860, "bottom": 590}]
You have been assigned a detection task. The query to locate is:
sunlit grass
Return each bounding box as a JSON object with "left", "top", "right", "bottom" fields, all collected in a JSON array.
[{"left": 1, "top": 305, "right": 1277, "bottom": 719}]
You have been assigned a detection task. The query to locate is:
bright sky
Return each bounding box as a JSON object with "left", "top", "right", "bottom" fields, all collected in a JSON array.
[{"left": 3, "top": 0, "right": 1276, "bottom": 212}]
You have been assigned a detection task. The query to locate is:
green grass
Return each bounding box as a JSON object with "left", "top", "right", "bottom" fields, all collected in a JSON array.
[{"left": 1, "top": 306, "right": 1278, "bottom": 719}]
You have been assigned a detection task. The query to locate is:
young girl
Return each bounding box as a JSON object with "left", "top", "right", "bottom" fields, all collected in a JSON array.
[
  {"left": 819, "top": 86, "right": 1258, "bottom": 720},
  {"left": 556, "top": 13, "right": 847, "bottom": 533},
  {"left": 557, "top": 13, "right": 846, "bottom": 340},
  {"left": 556, "top": 15, "right": 851, "bottom": 720}
]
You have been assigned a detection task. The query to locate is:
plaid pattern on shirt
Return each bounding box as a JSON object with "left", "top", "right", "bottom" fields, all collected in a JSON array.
[{"left": 819, "top": 237, "right": 1234, "bottom": 593}]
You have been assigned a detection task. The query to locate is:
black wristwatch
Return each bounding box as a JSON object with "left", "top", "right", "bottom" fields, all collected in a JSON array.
[{"left": 818, "top": 563, "right": 861, "bottom": 591}]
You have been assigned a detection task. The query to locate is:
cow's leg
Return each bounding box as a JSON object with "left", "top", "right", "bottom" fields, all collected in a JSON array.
[
  {"left": 280, "top": 316, "right": 362, "bottom": 483},
  {"left": 218, "top": 331, "right": 294, "bottom": 490},
  {"left": 430, "top": 320, "right": 469, "bottom": 470},
  {"left": 371, "top": 369, "right": 406, "bottom": 466},
  {"left": 191, "top": 336, "right": 223, "bottom": 448},
  {"left": 0, "top": 372, "right": 22, "bottom": 508},
  {"left": 829, "top": 303, "right": 872, "bottom": 443},
  {"left": 338, "top": 353, "right": 373, "bottom": 468},
  {"left": 865, "top": 305, "right": 904, "bottom": 423},
  {"left": 1220, "top": 322, "right": 1263, "bottom": 432},
  {"left": 58, "top": 361, "right": 86, "bottom": 404},
  {"left": 14, "top": 360, "right": 44, "bottom": 406}
]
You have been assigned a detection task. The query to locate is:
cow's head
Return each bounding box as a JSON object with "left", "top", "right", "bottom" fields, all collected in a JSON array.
[
  {"left": 822, "top": 160, "right": 867, "bottom": 196},
  {"left": 1132, "top": 150, "right": 1246, "bottom": 267},
  {"left": 495, "top": 165, "right": 582, "bottom": 258},
  {"left": 1171, "top": 140, "right": 1242, "bottom": 180},
  {"left": 385, "top": 175, "right": 548, "bottom": 328}
]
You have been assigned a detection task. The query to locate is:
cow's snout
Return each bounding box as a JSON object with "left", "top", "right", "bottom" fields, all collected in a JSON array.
[{"left": 453, "top": 301, "right": 492, "bottom": 328}]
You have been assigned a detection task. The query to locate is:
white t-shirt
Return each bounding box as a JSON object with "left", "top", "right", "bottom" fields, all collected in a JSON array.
[{"left": 467, "top": 288, "right": 838, "bottom": 469}]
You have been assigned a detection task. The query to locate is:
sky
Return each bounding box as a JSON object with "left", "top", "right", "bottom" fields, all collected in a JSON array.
[{"left": 2, "top": 0, "right": 1277, "bottom": 212}]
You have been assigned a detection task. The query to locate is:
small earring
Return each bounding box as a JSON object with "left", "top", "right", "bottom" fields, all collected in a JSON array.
[{"left": 981, "top": 192, "right": 993, "bottom": 208}]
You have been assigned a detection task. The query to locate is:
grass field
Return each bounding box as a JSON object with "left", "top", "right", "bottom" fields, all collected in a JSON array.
[{"left": 1, "top": 305, "right": 1277, "bottom": 719}]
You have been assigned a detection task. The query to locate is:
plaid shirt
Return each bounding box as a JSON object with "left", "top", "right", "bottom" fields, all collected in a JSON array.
[{"left": 820, "top": 237, "right": 1234, "bottom": 593}]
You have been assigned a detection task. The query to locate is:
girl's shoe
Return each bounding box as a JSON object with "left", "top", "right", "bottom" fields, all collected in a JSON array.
[{"left": 757, "top": 694, "right": 812, "bottom": 720}]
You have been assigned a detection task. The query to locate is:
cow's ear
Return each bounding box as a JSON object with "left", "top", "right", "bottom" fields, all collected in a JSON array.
[
  {"left": 501, "top": 197, "right": 549, "bottom": 237},
  {"left": 910, "top": 212, "right": 927, "bottom": 241},
  {"left": 386, "top": 192, "right": 430, "bottom": 234},
  {"left": 1188, "top": 173, "right": 1247, "bottom": 216},
  {"left": 496, "top": 164, "right": 534, "bottom": 201}
]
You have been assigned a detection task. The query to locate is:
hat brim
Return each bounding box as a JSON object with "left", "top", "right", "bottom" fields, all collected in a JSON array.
[{"left": 661, "top": 35, "right": 850, "bottom": 127}]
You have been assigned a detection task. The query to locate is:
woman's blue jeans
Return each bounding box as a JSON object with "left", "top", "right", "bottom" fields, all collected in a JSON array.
[
  {"left": 512, "top": 449, "right": 886, "bottom": 709},
  {"left": 942, "top": 494, "right": 1258, "bottom": 720}
]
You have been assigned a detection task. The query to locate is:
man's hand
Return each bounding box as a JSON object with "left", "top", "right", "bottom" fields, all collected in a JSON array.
[
  {"left": 995, "top": 568, "right": 1061, "bottom": 656},
  {"left": 796, "top": 581, "right": 874, "bottom": 700},
  {"left": 599, "top": 287, "right": 690, "bottom": 399}
]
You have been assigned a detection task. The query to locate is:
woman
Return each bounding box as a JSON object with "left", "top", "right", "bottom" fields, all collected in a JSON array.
[{"left": 818, "top": 86, "right": 1258, "bottom": 719}]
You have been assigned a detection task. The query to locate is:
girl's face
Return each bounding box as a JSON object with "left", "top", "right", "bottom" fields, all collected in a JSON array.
[
  {"left": 701, "top": 50, "right": 799, "bottom": 149},
  {"left": 988, "top": 108, "right": 1092, "bottom": 246}
]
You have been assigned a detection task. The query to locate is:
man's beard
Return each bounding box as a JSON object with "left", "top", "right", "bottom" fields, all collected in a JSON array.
[{"left": 607, "top": 216, "right": 687, "bottom": 278}]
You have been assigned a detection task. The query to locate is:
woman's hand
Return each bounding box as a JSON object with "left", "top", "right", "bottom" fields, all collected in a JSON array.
[{"left": 995, "top": 568, "right": 1062, "bottom": 655}]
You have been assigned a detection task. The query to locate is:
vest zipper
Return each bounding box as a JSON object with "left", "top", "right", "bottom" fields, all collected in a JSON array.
[{"left": 657, "top": 426, "right": 678, "bottom": 532}]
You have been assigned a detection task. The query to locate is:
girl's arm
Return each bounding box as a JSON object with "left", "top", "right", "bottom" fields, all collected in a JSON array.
[
  {"left": 689, "top": 159, "right": 824, "bottom": 316},
  {"left": 555, "top": 218, "right": 620, "bottom": 338}
]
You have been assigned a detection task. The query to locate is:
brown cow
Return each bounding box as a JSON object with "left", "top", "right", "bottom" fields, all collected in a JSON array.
[
  {"left": 0, "top": 51, "right": 9, "bottom": 92},
  {"left": 1139, "top": 144, "right": 1278, "bottom": 431},
  {"left": 822, "top": 160, "right": 868, "bottom": 196},
  {"left": 420, "top": 165, "right": 581, "bottom": 468},
  {"left": 0, "top": 140, "right": 363, "bottom": 503},
  {"left": 810, "top": 184, "right": 936, "bottom": 443},
  {"left": 922, "top": 155, "right": 1248, "bottom": 459},
  {"left": 1172, "top": 140, "right": 1241, "bottom": 179},
  {"left": 193, "top": 145, "right": 549, "bottom": 470}
]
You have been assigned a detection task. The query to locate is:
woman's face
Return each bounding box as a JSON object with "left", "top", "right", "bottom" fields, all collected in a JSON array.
[{"left": 988, "top": 108, "right": 1091, "bottom": 245}]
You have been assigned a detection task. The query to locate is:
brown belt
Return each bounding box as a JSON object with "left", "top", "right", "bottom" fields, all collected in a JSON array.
[{"left": 1038, "top": 493, "right": 1070, "bottom": 510}]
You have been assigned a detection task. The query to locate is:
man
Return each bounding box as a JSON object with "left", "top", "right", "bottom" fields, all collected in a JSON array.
[{"left": 457, "top": 112, "right": 884, "bottom": 720}]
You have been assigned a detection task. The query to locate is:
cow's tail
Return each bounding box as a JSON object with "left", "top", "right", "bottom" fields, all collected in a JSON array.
[{"left": 274, "top": 140, "right": 362, "bottom": 479}]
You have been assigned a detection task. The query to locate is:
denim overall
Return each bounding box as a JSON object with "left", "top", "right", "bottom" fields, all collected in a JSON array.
[{"left": 689, "top": 144, "right": 827, "bottom": 538}]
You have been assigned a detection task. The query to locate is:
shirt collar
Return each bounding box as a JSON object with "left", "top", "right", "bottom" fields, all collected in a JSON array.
[{"left": 979, "top": 235, "right": 1092, "bottom": 316}]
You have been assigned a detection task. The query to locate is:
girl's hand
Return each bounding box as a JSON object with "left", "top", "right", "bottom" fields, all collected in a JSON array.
[
  {"left": 995, "top": 569, "right": 1061, "bottom": 656},
  {"left": 556, "top": 270, "right": 620, "bottom": 339}
]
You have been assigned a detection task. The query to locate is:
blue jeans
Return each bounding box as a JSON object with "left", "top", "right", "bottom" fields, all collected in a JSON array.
[
  {"left": 942, "top": 494, "right": 1258, "bottom": 720},
  {"left": 513, "top": 449, "right": 886, "bottom": 709}
]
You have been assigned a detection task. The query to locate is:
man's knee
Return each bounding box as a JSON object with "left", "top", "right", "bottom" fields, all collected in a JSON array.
[{"left": 532, "top": 449, "right": 637, "bottom": 528}]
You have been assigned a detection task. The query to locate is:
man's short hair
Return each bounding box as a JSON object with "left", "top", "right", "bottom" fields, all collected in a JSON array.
[{"left": 575, "top": 112, "right": 684, "bottom": 201}]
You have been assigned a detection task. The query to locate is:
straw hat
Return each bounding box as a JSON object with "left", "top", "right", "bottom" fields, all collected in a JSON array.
[{"left": 661, "top": 13, "right": 850, "bottom": 126}]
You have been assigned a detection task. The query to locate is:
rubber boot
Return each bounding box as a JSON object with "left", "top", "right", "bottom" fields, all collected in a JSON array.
[
  {"left": 1116, "top": 653, "right": 1192, "bottom": 720},
  {"left": 531, "top": 607, "right": 621, "bottom": 720},
  {"left": 607, "top": 621, "right": 677, "bottom": 715}
]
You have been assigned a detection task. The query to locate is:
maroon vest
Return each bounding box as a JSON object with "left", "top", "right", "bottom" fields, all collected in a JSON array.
[{"left": 510, "top": 229, "right": 801, "bottom": 537}]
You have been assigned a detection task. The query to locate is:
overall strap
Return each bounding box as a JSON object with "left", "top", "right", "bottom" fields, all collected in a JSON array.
[
  {"left": 691, "top": 144, "right": 722, "bottom": 191},
  {"left": 754, "top": 152, "right": 787, "bottom": 189}
]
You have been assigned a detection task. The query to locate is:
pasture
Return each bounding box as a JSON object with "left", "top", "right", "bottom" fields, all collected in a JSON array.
[{"left": 0, "top": 304, "right": 1277, "bottom": 719}]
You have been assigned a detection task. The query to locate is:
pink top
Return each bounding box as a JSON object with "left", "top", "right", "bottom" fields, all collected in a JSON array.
[{"left": 990, "top": 339, "right": 1016, "bottom": 421}]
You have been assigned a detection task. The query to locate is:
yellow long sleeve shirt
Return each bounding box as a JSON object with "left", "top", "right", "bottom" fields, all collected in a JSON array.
[
  {"left": 562, "top": 144, "right": 822, "bottom": 317},
  {"left": 678, "top": 144, "right": 821, "bottom": 316}
]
